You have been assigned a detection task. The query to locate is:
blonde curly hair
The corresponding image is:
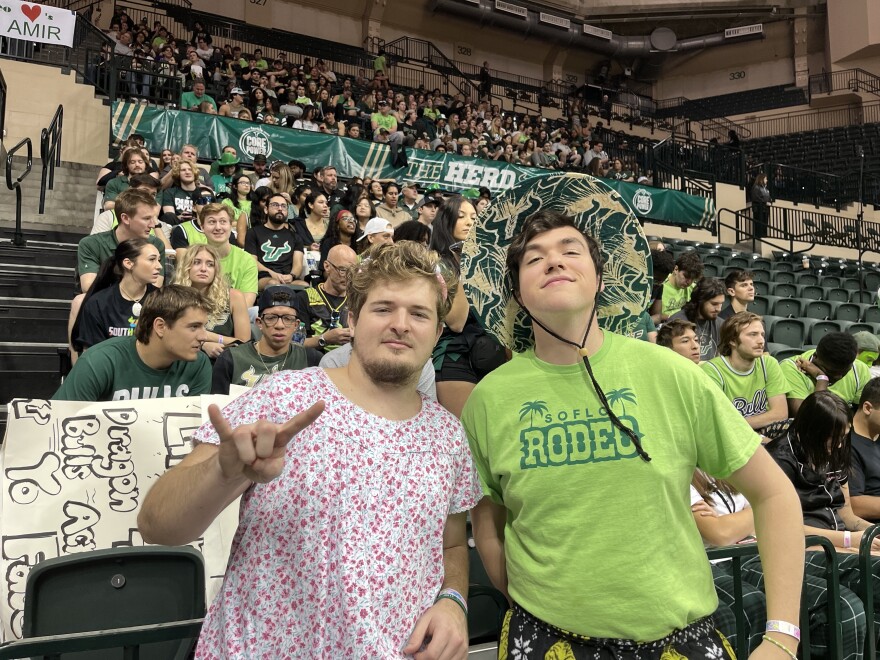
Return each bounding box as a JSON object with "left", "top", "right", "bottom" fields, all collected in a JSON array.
[
  {"left": 171, "top": 244, "right": 230, "bottom": 325},
  {"left": 170, "top": 158, "right": 201, "bottom": 185}
]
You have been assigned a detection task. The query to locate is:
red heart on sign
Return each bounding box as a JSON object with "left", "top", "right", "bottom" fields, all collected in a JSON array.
[{"left": 21, "top": 4, "right": 42, "bottom": 21}]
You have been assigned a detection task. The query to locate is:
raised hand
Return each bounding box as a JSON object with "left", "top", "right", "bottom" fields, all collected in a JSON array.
[{"left": 208, "top": 401, "right": 325, "bottom": 484}]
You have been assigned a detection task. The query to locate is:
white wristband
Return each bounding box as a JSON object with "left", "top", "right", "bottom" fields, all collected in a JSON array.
[
  {"left": 844, "top": 530, "right": 852, "bottom": 549},
  {"left": 766, "top": 620, "right": 801, "bottom": 641}
]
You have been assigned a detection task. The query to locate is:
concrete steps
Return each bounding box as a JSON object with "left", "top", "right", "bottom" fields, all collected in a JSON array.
[{"left": 1, "top": 156, "right": 101, "bottom": 234}]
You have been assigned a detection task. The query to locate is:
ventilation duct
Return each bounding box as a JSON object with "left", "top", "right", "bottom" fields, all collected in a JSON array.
[{"left": 430, "top": 0, "right": 759, "bottom": 60}]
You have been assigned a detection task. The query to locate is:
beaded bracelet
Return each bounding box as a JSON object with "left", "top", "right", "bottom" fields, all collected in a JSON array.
[
  {"left": 762, "top": 634, "right": 797, "bottom": 660},
  {"left": 766, "top": 619, "right": 801, "bottom": 641},
  {"left": 435, "top": 588, "right": 468, "bottom": 616}
]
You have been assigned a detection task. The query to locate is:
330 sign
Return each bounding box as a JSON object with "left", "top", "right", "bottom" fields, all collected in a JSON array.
[{"left": 729, "top": 70, "right": 746, "bottom": 80}]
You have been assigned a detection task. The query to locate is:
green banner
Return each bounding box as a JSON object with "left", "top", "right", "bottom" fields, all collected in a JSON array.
[{"left": 111, "top": 101, "right": 714, "bottom": 229}]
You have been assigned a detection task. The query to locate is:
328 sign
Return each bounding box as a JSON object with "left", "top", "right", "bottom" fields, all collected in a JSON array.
[{"left": 457, "top": 45, "right": 472, "bottom": 57}]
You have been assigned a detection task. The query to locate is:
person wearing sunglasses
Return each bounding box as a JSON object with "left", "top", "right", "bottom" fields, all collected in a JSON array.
[
  {"left": 170, "top": 185, "right": 219, "bottom": 262},
  {"left": 211, "top": 286, "right": 317, "bottom": 394}
]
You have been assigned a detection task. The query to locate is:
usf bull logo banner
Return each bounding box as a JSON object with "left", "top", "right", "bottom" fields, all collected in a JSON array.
[{"left": 111, "top": 101, "right": 715, "bottom": 229}]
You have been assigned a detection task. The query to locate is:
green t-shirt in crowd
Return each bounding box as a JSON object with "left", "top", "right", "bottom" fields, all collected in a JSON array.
[
  {"left": 625, "top": 310, "right": 656, "bottom": 341},
  {"left": 701, "top": 355, "right": 786, "bottom": 419},
  {"left": 373, "top": 54, "right": 386, "bottom": 72},
  {"left": 211, "top": 340, "right": 309, "bottom": 394},
  {"left": 103, "top": 176, "right": 131, "bottom": 202},
  {"left": 780, "top": 349, "right": 871, "bottom": 405},
  {"left": 53, "top": 336, "right": 211, "bottom": 401},
  {"left": 661, "top": 274, "right": 694, "bottom": 316},
  {"left": 180, "top": 91, "right": 217, "bottom": 111},
  {"left": 371, "top": 112, "right": 396, "bottom": 132},
  {"left": 220, "top": 245, "right": 258, "bottom": 297},
  {"left": 460, "top": 331, "right": 761, "bottom": 641},
  {"left": 77, "top": 230, "right": 166, "bottom": 281}
]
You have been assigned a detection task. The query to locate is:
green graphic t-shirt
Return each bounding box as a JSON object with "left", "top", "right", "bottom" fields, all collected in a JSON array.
[
  {"left": 780, "top": 349, "right": 871, "bottom": 405},
  {"left": 220, "top": 245, "right": 259, "bottom": 297},
  {"left": 661, "top": 274, "right": 694, "bottom": 316},
  {"left": 701, "top": 355, "right": 786, "bottom": 419},
  {"left": 461, "top": 331, "right": 761, "bottom": 641},
  {"left": 53, "top": 336, "right": 211, "bottom": 401}
]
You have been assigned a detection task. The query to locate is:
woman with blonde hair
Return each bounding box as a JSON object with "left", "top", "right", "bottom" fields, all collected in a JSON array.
[{"left": 172, "top": 244, "right": 251, "bottom": 360}]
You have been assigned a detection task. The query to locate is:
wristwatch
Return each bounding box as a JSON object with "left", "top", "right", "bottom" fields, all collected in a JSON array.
[{"left": 318, "top": 334, "right": 327, "bottom": 348}]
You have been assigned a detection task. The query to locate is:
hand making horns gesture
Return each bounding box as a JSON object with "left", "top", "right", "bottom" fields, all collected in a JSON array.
[{"left": 207, "top": 401, "right": 326, "bottom": 483}]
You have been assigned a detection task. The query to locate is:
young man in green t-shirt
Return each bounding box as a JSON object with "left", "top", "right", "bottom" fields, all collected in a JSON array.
[
  {"left": 780, "top": 331, "right": 871, "bottom": 416},
  {"left": 702, "top": 312, "right": 788, "bottom": 432},
  {"left": 54, "top": 285, "right": 212, "bottom": 401},
  {"left": 199, "top": 203, "right": 258, "bottom": 307},
  {"left": 659, "top": 251, "right": 703, "bottom": 320},
  {"left": 463, "top": 210, "right": 804, "bottom": 659}
]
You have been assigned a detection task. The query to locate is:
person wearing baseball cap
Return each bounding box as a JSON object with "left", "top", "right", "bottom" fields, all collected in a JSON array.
[
  {"left": 219, "top": 88, "right": 247, "bottom": 118},
  {"left": 400, "top": 181, "right": 420, "bottom": 221},
  {"left": 211, "top": 285, "right": 314, "bottom": 394},
  {"left": 247, "top": 153, "right": 269, "bottom": 187},
  {"left": 460, "top": 174, "right": 803, "bottom": 659},
  {"left": 357, "top": 218, "right": 394, "bottom": 249},
  {"left": 416, "top": 196, "right": 440, "bottom": 230}
]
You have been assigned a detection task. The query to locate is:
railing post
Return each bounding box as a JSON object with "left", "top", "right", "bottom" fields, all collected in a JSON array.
[{"left": 6, "top": 137, "right": 33, "bottom": 248}]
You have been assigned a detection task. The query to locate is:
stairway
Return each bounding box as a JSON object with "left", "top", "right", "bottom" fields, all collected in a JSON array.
[
  {"left": 0, "top": 230, "right": 81, "bottom": 442},
  {"left": 2, "top": 156, "right": 101, "bottom": 235}
]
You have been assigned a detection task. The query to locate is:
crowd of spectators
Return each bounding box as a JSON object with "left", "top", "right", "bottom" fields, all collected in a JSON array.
[
  {"left": 99, "top": 10, "right": 652, "bottom": 182},
  {"left": 42, "top": 9, "right": 880, "bottom": 657}
]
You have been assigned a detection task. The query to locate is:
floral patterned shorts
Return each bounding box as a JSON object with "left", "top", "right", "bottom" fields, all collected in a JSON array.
[{"left": 499, "top": 604, "right": 736, "bottom": 660}]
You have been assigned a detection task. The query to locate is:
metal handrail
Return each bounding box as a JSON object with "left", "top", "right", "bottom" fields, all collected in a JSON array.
[
  {"left": 382, "top": 37, "right": 473, "bottom": 99},
  {"left": 809, "top": 67, "right": 880, "bottom": 99},
  {"left": 5, "top": 138, "right": 33, "bottom": 248},
  {"left": 858, "top": 523, "right": 880, "bottom": 660},
  {"left": 39, "top": 105, "right": 63, "bottom": 215},
  {"left": 0, "top": 68, "right": 6, "bottom": 154}
]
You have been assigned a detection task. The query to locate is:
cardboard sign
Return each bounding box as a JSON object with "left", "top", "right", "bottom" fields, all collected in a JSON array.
[
  {"left": 0, "top": 396, "right": 241, "bottom": 640},
  {"left": 0, "top": 0, "right": 77, "bottom": 47}
]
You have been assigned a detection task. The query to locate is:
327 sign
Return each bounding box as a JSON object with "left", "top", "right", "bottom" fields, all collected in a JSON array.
[{"left": 0, "top": 0, "right": 76, "bottom": 47}]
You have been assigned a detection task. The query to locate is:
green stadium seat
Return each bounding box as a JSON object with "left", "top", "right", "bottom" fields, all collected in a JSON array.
[
  {"left": 766, "top": 342, "right": 790, "bottom": 356},
  {"left": 835, "top": 303, "right": 864, "bottom": 322},
  {"left": 849, "top": 322, "right": 878, "bottom": 335},
  {"left": 751, "top": 295, "right": 777, "bottom": 316},
  {"left": 865, "top": 272, "right": 880, "bottom": 291},
  {"left": 753, "top": 258, "right": 772, "bottom": 270},
  {"left": 774, "top": 271, "right": 796, "bottom": 284},
  {"left": 750, "top": 268, "right": 771, "bottom": 282},
  {"left": 795, "top": 272, "right": 819, "bottom": 285},
  {"left": 774, "top": 347, "right": 803, "bottom": 360},
  {"left": 865, "top": 306, "right": 880, "bottom": 324},
  {"left": 823, "top": 275, "right": 842, "bottom": 288},
  {"left": 843, "top": 278, "right": 861, "bottom": 291},
  {"left": 800, "top": 285, "right": 824, "bottom": 300},
  {"left": 810, "top": 320, "right": 842, "bottom": 344},
  {"left": 851, "top": 290, "right": 874, "bottom": 304},
  {"left": 761, "top": 315, "right": 782, "bottom": 339},
  {"left": 827, "top": 288, "right": 850, "bottom": 303},
  {"left": 805, "top": 300, "right": 836, "bottom": 320},
  {"left": 704, "top": 254, "right": 726, "bottom": 267},
  {"left": 703, "top": 264, "right": 720, "bottom": 277},
  {"left": 729, "top": 257, "right": 750, "bottom": 269},
  {"left": 772, "top": 282, "right": 797, "bottom": 298},
  {"left": 754, "top": 281, "right": 770, "bottom": 295},
  {"left": 772, "top": 261, "right": 794, "bottom": 272},
  {"left": 773, "top": 298, "right": 802, "bottom": 318},
  {"left": 772, "top": 318, "right": 808, "bottom": 347}
]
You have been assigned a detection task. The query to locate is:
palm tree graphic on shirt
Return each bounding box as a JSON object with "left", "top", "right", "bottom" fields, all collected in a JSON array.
[
  {"left": 518, "top": 400, "right": 549, "bottom": 427},
  {"left": 606, "top": 388, "right": 637, "bottom": 415}
]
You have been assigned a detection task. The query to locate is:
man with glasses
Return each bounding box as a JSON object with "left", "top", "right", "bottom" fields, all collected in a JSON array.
[
  {"left": 211, "top": 286, "right": 317, "bottom": 394},
  {"left": 295, "top": 244, "right": 358, "bottom": 353},
  {"left": 245, "top": 193, "right": 306, "bottom": 291}
]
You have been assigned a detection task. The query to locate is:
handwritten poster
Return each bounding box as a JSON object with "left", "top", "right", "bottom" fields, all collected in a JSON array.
[
  {"left": 0, "top": 396, "right": 242, "bottom": 641},
  {"left": 0, "top": 0, "right": 77, "bottom": 48}
]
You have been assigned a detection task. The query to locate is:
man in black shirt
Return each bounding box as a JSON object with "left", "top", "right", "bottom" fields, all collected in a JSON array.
[
  {"left": 244, "top": 193, "right": 306, "bottom": 290},
  {"left": 295, "top": 244, "right": 357, "bottom": 353},
  {"left": 850, "top": 377, "right": 880, "bottom": 522}
]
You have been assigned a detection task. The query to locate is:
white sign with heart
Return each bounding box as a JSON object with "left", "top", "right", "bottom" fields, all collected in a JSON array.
[{"left": 0, "top": 0, "right": 76, "bottom": 48}]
